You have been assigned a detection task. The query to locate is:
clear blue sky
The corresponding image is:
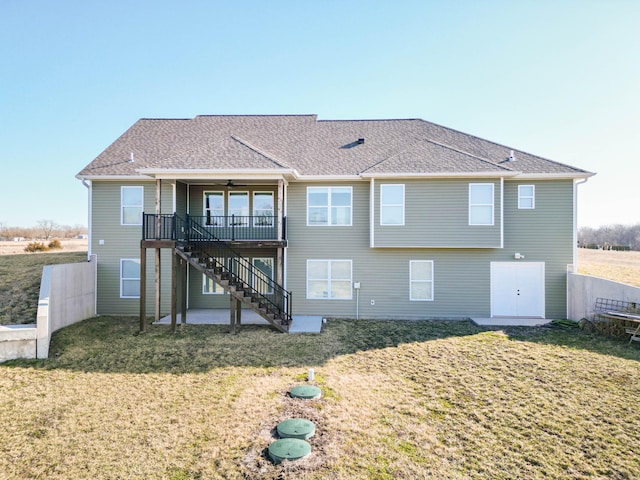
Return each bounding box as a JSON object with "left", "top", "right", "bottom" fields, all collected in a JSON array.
[{"left": 1, "top": 0, "right": 638, "bottom": 228}]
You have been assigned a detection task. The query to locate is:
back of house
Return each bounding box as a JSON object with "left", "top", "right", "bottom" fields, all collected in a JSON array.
[{"left": 76, "top": 115, "right": 593, "bottom": 324}]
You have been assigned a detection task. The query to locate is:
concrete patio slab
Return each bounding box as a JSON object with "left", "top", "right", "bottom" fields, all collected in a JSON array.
[
  {"left": 155, "top": 309, "right": 322, "bottom": 333},
  {"left": 471, "top": 317, "right": 552, "bottom": 327}
]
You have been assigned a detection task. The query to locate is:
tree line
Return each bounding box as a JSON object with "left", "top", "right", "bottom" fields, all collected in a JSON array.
[
  {"left": 578, "top": 223, "right": 640, "bottom": 251},
  {"left": 0, "top": 220, "right": 87, "bottom": 241}
]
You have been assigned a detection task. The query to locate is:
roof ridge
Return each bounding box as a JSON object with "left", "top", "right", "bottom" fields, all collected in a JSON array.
[
  {"left": 360, "top": 137, "right": 515, "bottom": 174},
  {"left": 417, "top": 119, "right": 589, "bottom": 173},
  {"left": 230, "top": 135, "right": 291, "bottom": 169},
  {"left": 421, "top": 138, "right": 515, "bottom": 172}
]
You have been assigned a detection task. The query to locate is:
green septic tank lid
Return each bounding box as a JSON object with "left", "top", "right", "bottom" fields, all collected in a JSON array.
[
  {"left": 268, "top": 438, "right": 312, "bottom": 464},
  {"left": 277, "top": 418, "right": 316, "bottom": 440},
  {"left": 289, "top": 385, "right": 322, "bottom": 399}
]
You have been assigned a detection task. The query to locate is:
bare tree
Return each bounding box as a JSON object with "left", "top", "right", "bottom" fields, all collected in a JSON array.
[{"left": 37, "top": 219, "right": 57, "bottom": 240}]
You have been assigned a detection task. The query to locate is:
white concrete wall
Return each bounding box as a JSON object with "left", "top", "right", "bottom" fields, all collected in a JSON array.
[
  {"left": 567, "top": 273, "right": 640, "bottom": 321},
  {"left": 36, "top": 257, "right": 97, "bottom": 359},
  {"left": 0, "top": 325, "right": 36, "bottom": 362}
]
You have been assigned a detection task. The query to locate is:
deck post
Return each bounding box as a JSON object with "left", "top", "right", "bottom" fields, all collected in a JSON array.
[
  {"left": 171, "top": 249, "right": 177, "bottom": 333},
  {"left": 236, "top": 298, "right": 242, "bottom": 328},
  {"left": 139, "top": 244, "right": 147, "bottom": 332},
  {"left": 181, "top": 258, "right": 187, "bottom": 325},
  {"left": 230, "top": 296, "right": 237, "bottom": 334},
  {"left": 277, "top": 179, "right": 284, "bottom": 241},
  {"left": 154, "top": 179, "right": 162, "bottom": 321}
]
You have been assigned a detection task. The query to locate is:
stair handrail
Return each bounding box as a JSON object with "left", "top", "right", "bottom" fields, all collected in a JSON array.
[{"left": 178, "top": 214, "right": 292, "bottom": 326}]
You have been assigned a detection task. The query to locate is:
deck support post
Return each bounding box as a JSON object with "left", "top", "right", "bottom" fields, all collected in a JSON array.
[
  {"left": 171, "top": 249, "right": 177, "bottom": 333},
  {"left": 139, "top": 244, "right": 147, "bottom": 332},
  {"left": 154, "top": 179, "right": 162, "bottom": 322},
  {"left": 230, "top": 296, "right": 237, "bottom": 334},
  {"left": 181, "top": 258, "right": 187, "bottom": 325}
]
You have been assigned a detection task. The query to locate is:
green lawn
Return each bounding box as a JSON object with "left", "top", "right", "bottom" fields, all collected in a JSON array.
[
  {"left": 1, "top": 317, "right": 639, "bottom": 479},
  {"left": 0, "top": 251, "right": 87, "bottom": 324}
]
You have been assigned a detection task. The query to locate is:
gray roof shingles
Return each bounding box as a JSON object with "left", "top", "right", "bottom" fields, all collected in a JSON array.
[{"left": 77, "top": 115, "right": 591, "bottom": 178}]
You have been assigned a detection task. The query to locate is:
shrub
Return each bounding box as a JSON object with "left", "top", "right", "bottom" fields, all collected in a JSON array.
[
  {"left": 24, "top": 242, "right": 49, "bottom": 253},
  {"left": 48, "top": 239, "right": 63, "bottom": 250}
]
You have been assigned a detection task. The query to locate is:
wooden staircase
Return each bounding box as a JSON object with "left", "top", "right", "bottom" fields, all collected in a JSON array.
[{"left": 175, "top": 242, "right": 292, "bottom": 333}]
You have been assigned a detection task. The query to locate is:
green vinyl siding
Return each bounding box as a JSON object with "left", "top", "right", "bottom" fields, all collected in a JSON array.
[
  {"left": 502, "top": 179, "right": 574, "bottom": 318},
  {"left": 286, "top": 179, "right": 574, "bottom": 319},
  {"left": 92, "top": 181, "right": 174, "bottom": 316},
  {"left": 373, "top": 178, "right": 502, "bottom": 248}
]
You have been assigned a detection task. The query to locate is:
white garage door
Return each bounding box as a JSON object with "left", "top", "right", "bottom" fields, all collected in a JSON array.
[{"left": 490, "top": 262, "right": 545, "bottom": 318}]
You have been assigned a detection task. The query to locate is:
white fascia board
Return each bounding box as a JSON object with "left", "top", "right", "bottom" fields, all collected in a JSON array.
[
  {"left": 360, "top": 171, "right": 519, "bottom": 179},
  {"left": 511, "top": 172, "right": 595, "bottom": 180},
  {"left": 76, "top": 174, "right": 153, "bottom": 181}
]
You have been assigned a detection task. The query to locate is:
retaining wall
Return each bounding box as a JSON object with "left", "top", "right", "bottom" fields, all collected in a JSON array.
[
  {"left": 0, "top": 257, "right": 96, "bottom": 362},
  {"left": 567, "top": 273, "right": 640, "bottom": 321}
]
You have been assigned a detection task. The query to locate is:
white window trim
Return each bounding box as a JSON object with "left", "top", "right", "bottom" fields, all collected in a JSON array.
[
  {"left": 518, "top": 185, "right": 535, "bottom": 209},
  {"left": 121, "top": 186, "right": 144, "bottom": 226},
  {"left": 410, "top": 260, "right": 434, "bottom": 302},
  {"left": 203, "top": 191, "right": 225, "bottom": 227},
  {"left": 306, "top": 259, "right": 353, "bottom": 300},
  {"left": 228, "top": 191, "right": 250, "bottom": 227},
  {"left": 120, "top": 258, "right": 140, "bottom": 298},
  {"left": 380, "top": 184, "right": 405, "bottom": 226},
  {"left": 306, "top": 186, "right": 353, "bottom": 227},
  {"left": 253, "top": 191, "right": 274, "bottom": 227},
  {"left": 469, "top": 183, "right": 495, "bottom": 226}
]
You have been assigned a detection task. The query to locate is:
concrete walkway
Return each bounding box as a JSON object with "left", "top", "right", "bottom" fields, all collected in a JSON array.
[
  {"left": 155, "top": 309, "right": 323, "bottom": 333},
  {"left": 471, "top": 317, "right": 552, "bottom": 327}
]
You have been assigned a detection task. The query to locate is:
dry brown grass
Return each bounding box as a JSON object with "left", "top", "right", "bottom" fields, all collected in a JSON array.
[
  {"left": 577, "top": 248, "right": 640, "bottom": 287},
  {"left": 1, "top": 317, "right": 640, "bottom": 479},
  {"left": 0, "top": 238, "right": 88, "bottom": 256}
]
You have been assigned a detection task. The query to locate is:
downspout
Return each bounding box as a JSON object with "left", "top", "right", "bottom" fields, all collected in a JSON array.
[
  {"left": 81, "top": 179, "right": 92, "bottom": 259},
  {"left": 569, "top": 177, "right": 589, "bottom": 320},
  {"left": 573, "top": 178, "right": 589, "bottom": 268}
]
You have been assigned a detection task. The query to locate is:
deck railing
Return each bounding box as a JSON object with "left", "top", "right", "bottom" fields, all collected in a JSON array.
[{"left": 142, "top": 214, "right": 285, "bottom": 242}]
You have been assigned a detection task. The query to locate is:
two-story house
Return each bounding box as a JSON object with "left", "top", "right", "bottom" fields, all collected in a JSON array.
[{"left": 76, "top": 115, "right": 593, "bottom": 332}]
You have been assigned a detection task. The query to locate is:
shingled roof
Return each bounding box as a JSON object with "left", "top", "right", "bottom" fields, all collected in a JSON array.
[{"left": 77, "top": 115, "right": 592, "bottom": 179}]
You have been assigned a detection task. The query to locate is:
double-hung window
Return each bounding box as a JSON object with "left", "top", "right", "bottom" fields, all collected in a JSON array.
[
  {"left": 518, "top": 185, "right": 535, "bottom": 209},
  {"left": 228, "top": 192, "right": 249, "bottom": 227},
  {"left": 252, "top": 258, "right": 274, "bottom": 295},
  {"left": 410, "top": 260, "right": 434, "bottom": 301},
  {"left": 307, "top": 260, "right": 352, "bottom": 299},
  {"left": 307, "top": 187, "right": 352, "bottom": 226},
  {"left": 380, "top": 184, "right": 405, "bottom": 225},
  {"left": 204, "top": 192, "right": 224, "bottom": 226},
  {"left": 120, "top": 259, "right": 140, "bottom": 298},
  {"left": 121, "top": 186, "right": 143, "bottom": 225},
  {"left": 469, "top": 183, "right": 494, "bottom": 225},
  {"left": 253, "top": 192, "right": 274, "bottom": 227}
]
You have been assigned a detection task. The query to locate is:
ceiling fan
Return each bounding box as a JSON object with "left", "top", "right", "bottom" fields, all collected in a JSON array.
[{"left": 214, "top": 179, "right": 248, "bottom": 189}]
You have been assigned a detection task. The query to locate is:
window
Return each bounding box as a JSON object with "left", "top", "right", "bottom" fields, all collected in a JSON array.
[
  {"left": 307, "top": 187, "right": 352, "bottom": 226},
  {"left": 204, "top": 192, "right": 224, "bottom": 226},
  {"left": 120, "top": 259, "right": 140, "bottom": 298},
  {"left": 252, "top": 258, "right": 274, "bottom": 294},
  {"left": 469, "top": 183, "right": 494, "bottom": 225},
  {"left": 307, "top": 260, "right": 352, "bottom": 299},
  {"left": 253, "top": 192, "right": 274, "bottom": 227},
  {"left": 228, "top": 192, "right": 249, "bottom": 226},
  {"left": 380, "top": 184, "right": 405, "bottom": 225},
  {"left": 518, "top": 185, "right": 535, "bottom": 209},
  {"left": 410, "top": 260, "right": 434, "bottom": 301},
  {"left": 121, "top": 186, "right": 143, "bottom": 225},
  {"left": 203, "top": 274, "right": 224, "bottom": 294}
]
